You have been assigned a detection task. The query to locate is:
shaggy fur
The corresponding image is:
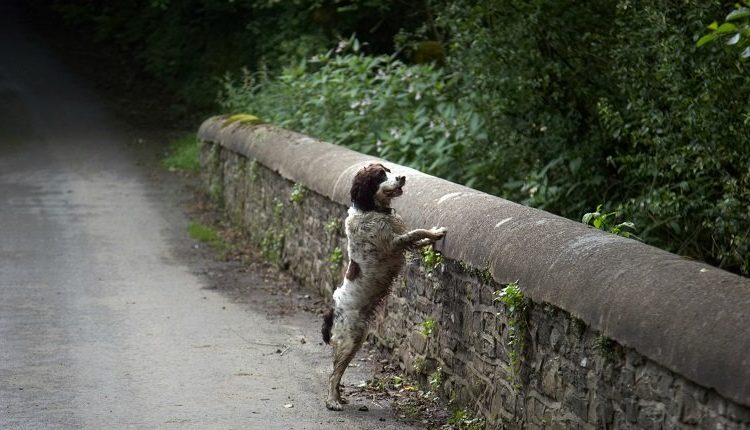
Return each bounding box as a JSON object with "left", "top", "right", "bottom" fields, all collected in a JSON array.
[{"left": 322, "top": 163, "right": 447, "bottom": 411}]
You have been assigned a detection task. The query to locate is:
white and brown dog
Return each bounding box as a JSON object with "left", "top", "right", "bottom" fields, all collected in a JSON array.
[{"left": 321, "top": 163, "right": 447, "bottom": 411}]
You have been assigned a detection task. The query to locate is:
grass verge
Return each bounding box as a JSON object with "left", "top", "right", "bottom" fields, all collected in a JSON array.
[
  {"left": 163, "top": 133, "right": 200, "bottom": 172},
  {"left": 187, "top": 222, "right": 223, "bottom": 250}
]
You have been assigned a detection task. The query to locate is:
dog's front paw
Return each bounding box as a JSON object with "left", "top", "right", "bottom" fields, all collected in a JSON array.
[
  {"left": 326, "top": 398, "right": 344, "bottom": 411},
  {"left": 431, "top": 227, "right": 447, "bottom": 239}
]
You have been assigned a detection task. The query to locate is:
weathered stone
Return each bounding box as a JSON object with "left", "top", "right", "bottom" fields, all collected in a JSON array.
[
  {"left": 678, "top": 389, "right": 703, "bottom": 425},
  {"left": 638, "top": 401, "right": 666, "bottom": 430},
  {"left": 727, "top": 401, "right": 750, "bottom": 424},
  {"left": 549, "top": 325, "right": 563, "bottom": 352},
  {"left": 540, "top": 359, "right": 560, "bottom": 399},
  {"left": 410, "top": 330, "right": 428, "bottom": 354}
]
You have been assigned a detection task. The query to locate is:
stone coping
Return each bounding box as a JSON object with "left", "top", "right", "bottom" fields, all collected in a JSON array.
[{"left": 198, "top": 116, "right": 750, "bottom": 407}]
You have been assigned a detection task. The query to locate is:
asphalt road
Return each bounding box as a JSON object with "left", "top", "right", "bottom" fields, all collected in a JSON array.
[{"left": 0, "top": 3, "right": 414, "bottom": 429}]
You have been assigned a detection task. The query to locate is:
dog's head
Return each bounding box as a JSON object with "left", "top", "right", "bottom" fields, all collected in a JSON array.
[{"left": 350, "top": 163, "right": 405, "bottom": 212}]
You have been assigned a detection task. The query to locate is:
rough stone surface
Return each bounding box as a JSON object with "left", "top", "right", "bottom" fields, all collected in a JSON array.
[{"left": 199, "top": 128, "right": 750, "bottom": 429}]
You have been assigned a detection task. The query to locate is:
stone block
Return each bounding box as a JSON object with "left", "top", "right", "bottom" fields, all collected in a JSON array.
[
  {"left": 726, "top": 401, "right": 750, "bottom": 424},
  {"left": 410, "top": 329, "right": 428, "bottom": 355}
]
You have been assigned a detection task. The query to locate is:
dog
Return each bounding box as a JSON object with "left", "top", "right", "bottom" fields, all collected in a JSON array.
[{"left": 321, "top": 163, "right": 447, "bottom": 411}]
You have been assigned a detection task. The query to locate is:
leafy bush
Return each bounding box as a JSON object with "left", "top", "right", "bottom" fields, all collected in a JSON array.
[
  {"left": 428, "top": 0, "right": 749, "bottom": 275},
  {"left": 221, "top": 38, "right": 487, "bottom": 186},
  {"left": 697, "top": 1, "right": 750, "bottom": 59}
]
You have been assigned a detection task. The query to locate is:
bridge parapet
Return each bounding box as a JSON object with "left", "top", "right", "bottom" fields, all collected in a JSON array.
[{"left": 199, "top": 116, "right": 750, "bottom": 428}]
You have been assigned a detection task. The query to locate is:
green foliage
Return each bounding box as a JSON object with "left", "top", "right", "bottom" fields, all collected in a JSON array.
[
  {"left": 162, "top": 133, "right": 200, "bottom": 172},
  {"left": 328, "top": 246, "right": 343, "bottom": 270},
  {"left": 582, "top": 204, "right": 639, "bottom": 240},
  {"left": 208, "top": 182, "right": 223, "bottom": 204},
  {"left": 494, "top": 282, "right": 528, "bottom": 388},
  {"left": 420, "top": 319, "right": 437, "bottom": 337},
  {"left": 289, "top": 183, "right": 306, "bottom": 205},
  {"left": 428, "top": 367, "right": 443, "bottom": 391},
  {"left": 273, "top": 199, "right": 284, "bottom": 223},
  {"left": 364, "top": 374, "right": 417, "bottom": 392},
  {"left": 593, "top": 334, "right": 620, "bottom": 364},
  {"left": 430, "top": 0, "right": 750, "bottom": 276},
  {"left": 324, "top": 218, "right": 341, "bottom": 236},
  {"left": 697, "top": 1, "right": 750, "bottom": 59},
  {"left": 187, "top": 222, "right": 222, "bottom": 248},
  {"left": 220, "top": 38, "right": 487, "bottom": 185},
  {"left": 260, "top": 229, "right": 284, "bottom": 265},
  {"left": 421, "top": 246, "right": 444, "bottom": 273},
  {"left": 447, "top": 409, "right": 484, "bottom": 430}
]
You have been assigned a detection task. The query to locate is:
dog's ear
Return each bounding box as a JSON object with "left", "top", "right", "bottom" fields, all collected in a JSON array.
[
  {"left": 350, "top": 170, "right": 376, "bottom": 211},
  {"left": 350, "top": 164, "right": 386, "bottom": 211}
]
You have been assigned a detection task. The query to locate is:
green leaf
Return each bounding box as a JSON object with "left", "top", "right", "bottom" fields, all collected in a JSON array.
[
  {"left": 716, "top": 23, "right": 739, "bottom": 34},
  {"left": 727, "top": 33, "right": 741, "bottom": 45},
  {"left": 742, "top": 47, "right": 750, "bottom": 58},
  {"left": 697, "top": 33, "right": 719, "bottom": 47},
  {"left": 708, "top": 21, "right": 719, "bottom": 30},
  {"left": 726, "top": 7, "right": 750, "bottom": 21}
]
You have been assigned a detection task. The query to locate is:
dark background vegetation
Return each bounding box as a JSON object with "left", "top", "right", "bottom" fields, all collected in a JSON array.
[{"left": 39, "top": 0, "right": 749, "bottom": 276}]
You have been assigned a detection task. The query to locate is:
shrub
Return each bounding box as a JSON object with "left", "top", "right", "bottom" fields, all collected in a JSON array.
[
  {"left": 220, "top": 38, "right": 487, "bottom": 186},
  {"left": 429, "top": 0, "right": 749, "bottom": 275}
]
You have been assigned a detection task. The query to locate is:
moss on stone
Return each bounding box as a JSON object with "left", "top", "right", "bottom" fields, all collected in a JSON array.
[{"left": 222, "top": 113, "right": 264, "bottom": 127}]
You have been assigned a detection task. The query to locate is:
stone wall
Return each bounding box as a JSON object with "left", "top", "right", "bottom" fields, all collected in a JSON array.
[{"left": 198, "top": 118, "right": 750, "bottom": 429}]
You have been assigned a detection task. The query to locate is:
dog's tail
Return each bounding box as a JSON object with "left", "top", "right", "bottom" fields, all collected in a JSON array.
[{"left": 321, "top": 307, "right": 334, "bottom": 344}]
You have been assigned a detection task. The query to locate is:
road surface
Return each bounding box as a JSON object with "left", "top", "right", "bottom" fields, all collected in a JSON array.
[{"left": 0, "top": 3, "right": 414, "bottom": 429}]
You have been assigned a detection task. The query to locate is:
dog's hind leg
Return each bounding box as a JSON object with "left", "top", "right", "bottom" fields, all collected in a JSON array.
[{"left": 326, "top": 329, "right": 365, "bottom": 411}]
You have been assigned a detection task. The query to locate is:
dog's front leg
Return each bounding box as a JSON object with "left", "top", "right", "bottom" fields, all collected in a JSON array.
[{"left": 393, "top": 227, "right": 446, "bottom": 250}]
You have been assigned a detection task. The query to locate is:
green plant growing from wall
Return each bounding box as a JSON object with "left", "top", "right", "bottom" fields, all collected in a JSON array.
[
  {"left": 420, "top": 319, "right": 437, "bottom": 337},
  {"left": 260, "top": 229, "right": 284, "bottom": 265},
  {"left": 447, "top": 408, "right": 484, "bottom": 430},
  {"left": 209, "top": 182, "right": 223, "bottom": 204},
  {"left": 257, "top": 198, "right": 289, "bottom": 267},
  {"left": 494, "top": 282, "right": 528, "bottom": 389},
  {"left": 593, "top": 334, "right": 621, "bottom": 364},
  {"left": 421, "top": 246, "right": 443, "bottom": 273},
  {"left": 459, "top": 261, "right": 494, "bottom": 285},
  {"left": 411, "top": 356, "right": 425, "bottom": 374},
  {"left": 328, "top": 246, "right": 343, "bottom": 271},
  {"left": 324, "top": 218, "right": 341, "bottom": 236},
  {"left": 273, "top": 199, "right": 284, "bottom": 223},
  {"left": 290, "top": 183, "right": 305, "bottom": 205},
  {"left": 428, "top": 367, "right": 443, "bottom": 392}
]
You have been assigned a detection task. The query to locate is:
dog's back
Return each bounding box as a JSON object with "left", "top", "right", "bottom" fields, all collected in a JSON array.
[{"left": 345, "top": 208, "right": 407, "bottom": 292}]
